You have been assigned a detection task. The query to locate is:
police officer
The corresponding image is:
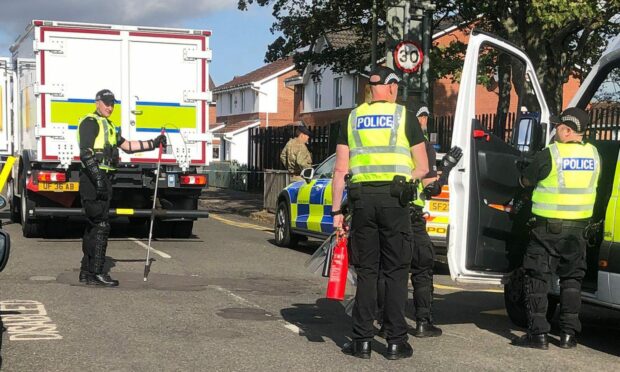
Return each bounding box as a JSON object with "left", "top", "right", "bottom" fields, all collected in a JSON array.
[
  {"left": 332, "top": 66, "right": 428, "bottom": 360},
  {"left": 280, "top": 122, "right": 313, "bottom": 182},
  {"left": 78, "top": 89, "right": 167, "bottom": 287},
  {"left": 409, "top": 106, "right": 463, "bottom": 337},
  {"left": 513, "top": 107, "right": 599, "bottom": 349}
]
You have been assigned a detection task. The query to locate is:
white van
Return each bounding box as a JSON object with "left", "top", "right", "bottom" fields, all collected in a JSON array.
[{"left": 448, "top": 30, "right": 620, "bottom": 325}]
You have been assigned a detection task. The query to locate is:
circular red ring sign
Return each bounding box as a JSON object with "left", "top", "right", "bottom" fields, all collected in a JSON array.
[{"left": 393, "top": 41, "right": 424, "bottom": 73}]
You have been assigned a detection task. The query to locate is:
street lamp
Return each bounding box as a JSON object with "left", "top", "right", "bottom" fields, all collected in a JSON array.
[{"left": 251, "top": 83, "right": 269, "bottom": 128}]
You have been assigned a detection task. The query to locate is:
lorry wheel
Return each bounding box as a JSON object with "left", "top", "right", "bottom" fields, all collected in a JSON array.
[
  {"left": 7, "top": 179, "right": 20, "bottom": 223},
  {"left": 20, "top": 190, "right": 42, "bottom": 238},
  {"left": 274, "top": 201, "right": 299, "bottom": 247},
  {"left": 504, "top": 267, "right": 528, "bottom": 328},
  {"left": 171, "top": 221, "right": 194, "bottom": 239}
]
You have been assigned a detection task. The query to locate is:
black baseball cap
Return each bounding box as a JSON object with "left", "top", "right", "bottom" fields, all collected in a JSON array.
[
  {"left": 368, "top": 66, "right": 401, "bottom": 86},
  {"left": 551, "top": 107, "right": 590, "bottom": 133},
  {"left": 95, "top": 89, "right": 116, "bottom": 105},
  {"left": 296, "top": 121, "right": 313, "bottom": 137}
]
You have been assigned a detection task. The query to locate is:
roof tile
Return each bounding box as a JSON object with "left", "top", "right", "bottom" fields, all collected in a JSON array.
[{"left": 215, "top": 58, "right": 295, "bottom": 91}]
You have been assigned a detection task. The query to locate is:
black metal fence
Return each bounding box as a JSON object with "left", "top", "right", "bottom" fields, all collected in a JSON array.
[
  {"left": 247, "top": 122, "right": 341, "bottom": 191},
  {"left": 244, "top": 107, "right": 620, "bottom": 191}
]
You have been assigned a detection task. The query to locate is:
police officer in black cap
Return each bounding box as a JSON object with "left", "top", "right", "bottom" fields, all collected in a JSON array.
[
  {"left": 332, "top": 65, "right": 428, "bottom": 360},
  {"left": 513, "top": 107, "right": 600, "bottom": 349},
  {"left": 77, "top": 89, "right": 167, "bottom": 286}
]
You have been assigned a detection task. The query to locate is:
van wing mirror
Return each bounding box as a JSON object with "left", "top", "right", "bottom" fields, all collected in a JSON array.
[
  {"left": 301, "top": 167, "right": 315, "bottom": 182},
  {"left": 0, "top": 229, "right": 11, "bottom": 273},
  {"left": 511, "top": 115, "right": 543, "bottom": 155}
]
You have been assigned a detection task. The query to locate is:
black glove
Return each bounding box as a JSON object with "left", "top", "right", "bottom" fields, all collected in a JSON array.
[
  {"left": 80, "top": 149, "right": 109, "bottom": 201},
  {"left": 440, "top": 146, "right": 463, "bottom": 172},
  {"left": 152, "top": 134, "right": 167, "bottom": 149},
  {"left": 421, "top": 181, "right": 442, "bottom": 200}
]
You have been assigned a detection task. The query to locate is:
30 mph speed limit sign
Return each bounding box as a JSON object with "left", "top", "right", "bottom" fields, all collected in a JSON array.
[{"left": 393, "top": 41, "right": 424, "bottom": 73}]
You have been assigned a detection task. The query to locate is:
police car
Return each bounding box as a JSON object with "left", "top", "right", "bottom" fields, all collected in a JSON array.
[
  {"left": 274, "top": 154, "right": 450, "bottom": 251},
  {"left": 448, "top": 30, "right": 620, "bottom": 325}
]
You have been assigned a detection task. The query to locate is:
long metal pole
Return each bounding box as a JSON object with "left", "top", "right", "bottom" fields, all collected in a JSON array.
[{"left": 143, "top": 128, "right": 165, "bottom": 281}]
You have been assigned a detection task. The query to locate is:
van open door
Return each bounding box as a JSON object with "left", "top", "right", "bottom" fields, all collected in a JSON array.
[{"left": 448, "top": 31, "right": 551, "bottom": 284}]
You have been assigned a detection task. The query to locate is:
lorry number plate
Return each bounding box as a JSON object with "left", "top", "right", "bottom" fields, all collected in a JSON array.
[
  {"left": 429, "top": 201, "right": 448, "bottom": 212},
  {"left": 40, "top": 182, "right": 79, "bottom": 192}
]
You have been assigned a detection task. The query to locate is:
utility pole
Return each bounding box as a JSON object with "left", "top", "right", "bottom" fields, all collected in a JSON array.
[{"left": 385, "top": 0, "right": 435, "bottom": 108}]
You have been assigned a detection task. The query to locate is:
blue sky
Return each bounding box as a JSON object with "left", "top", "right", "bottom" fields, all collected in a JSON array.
[
  {"left": 0, "top": 1, "right": 279, "bottom": 87},
  {"left": 187, "top": 6, "right": 279, "bottom": 85}
]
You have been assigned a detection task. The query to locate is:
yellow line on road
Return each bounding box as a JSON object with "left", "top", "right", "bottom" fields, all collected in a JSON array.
[
  {"left": 434, "top": 283, "right": 503, "bottom": 294},
  {"left": 210, "top": 214, "right": 273, "bottom": 233}
]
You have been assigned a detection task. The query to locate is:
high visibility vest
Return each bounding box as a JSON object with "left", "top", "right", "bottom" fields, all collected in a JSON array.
[
  {"left": 347, "top": 102, "right": 414, "bottom": 183},
  {"left": 77, "top": 113, "right": 118, "bottom": 171},
  {"left": 412, "top": 133, "right": 431, "bottom": 207},
  {"left": 531, "top": 142, "right": 600, "bottom": 220}
]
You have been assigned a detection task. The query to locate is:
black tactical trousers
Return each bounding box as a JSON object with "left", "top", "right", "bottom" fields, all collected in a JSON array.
[
  {"left": 79, "top": 172, "right": 112, "bottom": 274},
  {"left": 410, "top": 206, "right": 435, "bottom": 321},
  {"left": 350, "top": 186, "right": 413, "bottom": 344},
  {"left": 523, "top": 220, "right": 587, "bottom": 336}
]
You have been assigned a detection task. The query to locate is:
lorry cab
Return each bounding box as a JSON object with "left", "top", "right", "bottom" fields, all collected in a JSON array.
[{"left": 448, "top": 30, "right": 620, "bottom": 320}]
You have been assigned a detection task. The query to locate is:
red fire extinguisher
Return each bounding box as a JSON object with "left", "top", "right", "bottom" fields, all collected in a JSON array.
[{"left": 326, "top": 236, "right": 348, "bottom": 300}]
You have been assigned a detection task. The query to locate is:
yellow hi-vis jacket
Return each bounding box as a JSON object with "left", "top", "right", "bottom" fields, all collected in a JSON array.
[
  {"left": 347, "top": 102, "right": 414, "bottom": 183},
  {"left": 532, "top": 142, "right": 600, "bottom": 220},
  {"left": 76, "top": 113, "right": 118, "bottom": 171}
]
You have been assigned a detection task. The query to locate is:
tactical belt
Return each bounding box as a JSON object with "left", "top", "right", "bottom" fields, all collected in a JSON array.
[{"left": 534, "top": 217, "right": 589, "bottom": 229}]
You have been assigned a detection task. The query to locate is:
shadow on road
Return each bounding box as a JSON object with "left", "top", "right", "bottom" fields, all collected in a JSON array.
[{"left": 279, "top": 298, "right": 387, "bottom": 353}]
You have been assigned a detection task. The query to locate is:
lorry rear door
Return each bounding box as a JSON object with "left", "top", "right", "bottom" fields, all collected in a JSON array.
[
  {"left": 448, "top": 31, "right": 551, "bottom": 284},
  {"left": 124, "top": 32, "right": 210, "bottom": 167},
  {"left": 0, "top": 58, "right": 12, "bottom": 157}
]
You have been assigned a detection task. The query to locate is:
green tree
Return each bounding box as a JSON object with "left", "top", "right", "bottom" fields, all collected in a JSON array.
[{"left": 239, "top": 0, "right": 620, "bottom": 112}]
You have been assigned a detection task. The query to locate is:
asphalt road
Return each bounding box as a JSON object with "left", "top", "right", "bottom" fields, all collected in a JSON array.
[{"left": 0, "top": 213, "right": 618, "bottom": 371}]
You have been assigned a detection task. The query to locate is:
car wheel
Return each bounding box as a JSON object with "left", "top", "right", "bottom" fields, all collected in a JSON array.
[
  {"left": 504, "top": 267, "right": 557, "bottom": 328},
  {"left": 20, "top": 187, "right": 42, "bottom": 238},
  {"left": 504, "top": 267, "right": 528, "bottom": 328},
  {"left": 7, "top": 178, "right": 20, "bottom": 223},
  {"left": 274, "top": 201, "right": 299, "bottom": 247}
]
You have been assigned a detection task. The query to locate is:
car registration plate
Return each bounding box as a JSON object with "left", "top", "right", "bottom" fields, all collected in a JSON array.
[
  {"left": 39, "top": 182, "right": 79, "bottom": 192},
  {"left": 429, "top": 200, "right": 448, "bottom": 212}
]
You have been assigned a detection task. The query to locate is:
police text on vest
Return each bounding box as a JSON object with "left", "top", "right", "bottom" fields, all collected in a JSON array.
[
  {"left": 561, "top": 158, "right": 595, "bottom": 171},
  {"left": 356, "top": 115, "right": 394, "bottom": 129}
]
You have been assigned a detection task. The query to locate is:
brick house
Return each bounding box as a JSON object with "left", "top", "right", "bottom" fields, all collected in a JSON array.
[
  {"left": 212, "top": 58, "right": 298, "bottom": 164},
  {"left": 290, "top": 25, "right": 582, "bottom": 126}
]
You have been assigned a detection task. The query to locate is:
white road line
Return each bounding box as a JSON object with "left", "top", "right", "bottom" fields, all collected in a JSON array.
[
  {"left": 128, "top": 238, "right": 172, "bottom": 259},
  {"left": 209, "top": 285, "right": 302, "bottom": 335}
]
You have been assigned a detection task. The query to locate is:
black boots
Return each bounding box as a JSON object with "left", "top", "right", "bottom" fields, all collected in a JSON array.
[
  {"left": 385, "top": 341, "right": 413, "bottom": 360},
  {"left": 413, "top": 319, "right": 442, "bottom": 338},
  {"left": 89, "top": 273, "right": 119, "bottom": 287},
  {"left": 79, "top": 270, "right": 93, "bottom": 283},
  {"left": 559, "top": 333, "right": 577, "bottom": 349},
  {"left": 512, "top": 333, "right": 549, "bottom": 350},
  {"left": 342, "top": 341, "right": 371, "bottom": 359}
]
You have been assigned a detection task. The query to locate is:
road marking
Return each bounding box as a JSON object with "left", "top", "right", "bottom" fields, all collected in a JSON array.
[
  {"left": 434, "top": 283, "right": 503, "bottom": 293},
  {"left": 128, "top": 238, "right": 172, "bottom": 259},
  {"left": 210, "top": 214, "right": 273, "bottom": 233},
  {"left": 209, "top": 285, "right": 302, "bottom": 335},
  {"left": 480, "top": 308, "right": 508, "bottom": 316},
  {"left": 0, "top": 300, "right": 63, "bottom": 341}
]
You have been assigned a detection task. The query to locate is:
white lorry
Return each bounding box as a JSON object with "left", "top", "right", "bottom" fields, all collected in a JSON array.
[
  {"left": 448, "top": 30, "right": 620, "bottom": 325},
  {"left": 6, "top": 20, "right": 213, "bottom": 238},
  {"left": 0, "top": 57, "right": 12, "bottom": 159}
]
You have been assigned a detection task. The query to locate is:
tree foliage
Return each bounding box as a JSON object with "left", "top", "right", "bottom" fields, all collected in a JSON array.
[{"left": 239, "top": 0, "right": 620, "bottom": 112}]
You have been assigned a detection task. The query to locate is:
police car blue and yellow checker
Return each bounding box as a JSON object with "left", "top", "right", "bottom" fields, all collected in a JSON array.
[{"left": 286, "top": 178, "right": 335, "bottom": 235}]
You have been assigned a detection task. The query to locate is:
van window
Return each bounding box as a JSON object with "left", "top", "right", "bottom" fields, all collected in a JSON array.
[
  {"left": 474, "top": 44, "right": 543, "bottom": 150},
  {"left": 588, "top": 65, "right": 620, "bottom": 141}
]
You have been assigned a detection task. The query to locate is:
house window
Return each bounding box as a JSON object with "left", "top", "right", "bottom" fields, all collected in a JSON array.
[
  {"left": 314, "top": 81, "right": 322, "bottom": 109},
  {"left": 212, "top": 146, "right": 220, "bottom": 161},
  {"left": 299, "top": 86, "right": 304, "bottom": 111},
  {"left": 334, "top": 77, "right": 343, "bottom": 107},
  {"left": 228, "top": 93, "right": 233, "bottom": 114},
  {"left": 241, "top": 91, "right": 245, "bottom": 112}
]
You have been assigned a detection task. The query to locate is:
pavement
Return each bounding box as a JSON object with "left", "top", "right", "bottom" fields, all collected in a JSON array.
[{"left": 200, "top": 187, "right": 275, "bottom": 225}]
